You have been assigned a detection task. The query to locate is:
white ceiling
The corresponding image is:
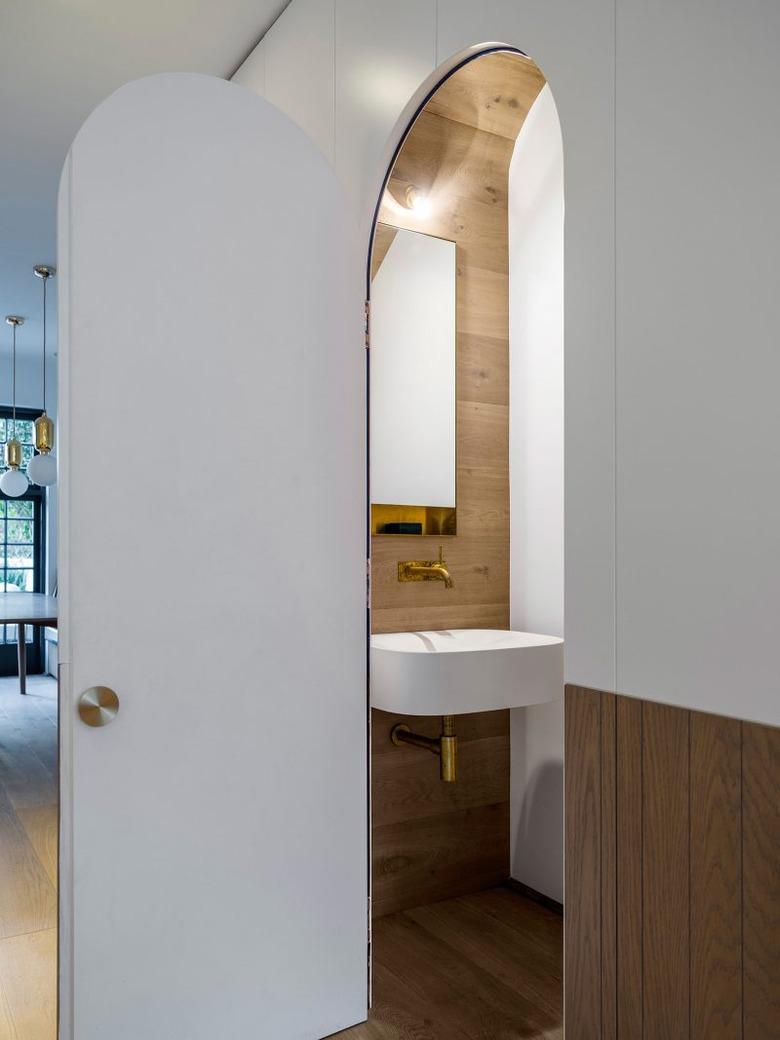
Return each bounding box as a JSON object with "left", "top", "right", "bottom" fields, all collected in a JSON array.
[{"left": 0, "top": 0, "right": 289, "bottom": 364}]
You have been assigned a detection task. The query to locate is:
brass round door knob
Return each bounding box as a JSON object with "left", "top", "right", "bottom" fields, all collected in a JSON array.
[{"left": 78, "top": 686, "right": 120, "bottom": 727}]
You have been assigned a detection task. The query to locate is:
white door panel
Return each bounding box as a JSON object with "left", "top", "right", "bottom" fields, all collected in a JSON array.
[{"left": 58, "top": 73, "right": 366, "bottom": 1039}]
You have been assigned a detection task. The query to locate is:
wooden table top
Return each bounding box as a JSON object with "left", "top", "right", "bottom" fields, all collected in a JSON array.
[{"left": 0, "top": 593, "right": 58, "bottom": 626}]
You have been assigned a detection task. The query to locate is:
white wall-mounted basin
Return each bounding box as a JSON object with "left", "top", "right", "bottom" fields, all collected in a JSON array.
[{"left": 371, "top": 629, "right": 564, "bottom": 716}]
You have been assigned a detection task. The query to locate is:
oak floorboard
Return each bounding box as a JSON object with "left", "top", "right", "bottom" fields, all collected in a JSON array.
[
  {"left": 0, "top": 930, "right": 56, "bottom": 1040},
  {"left": 0, "top": 807, "right": 56, "bottom": 939},
  {"left": 15, "top": 806, "right": 57, "bottom": 890},
  {"left": 0, "top": 676, "right": 57, "bottom": 1037},
  {"left": 468, "top": 884, "right": 562, "bottom": 949},
  {"left": 0, "top": 706, "right": 57, "bottom": 811},
  {"left": 0, "top": 985, "right": 17, "bottom": 1040},
  {"left": 336, "top": 886, "right": 562, "bottom": 1040},
  {"left": 408, "top": 898, "right": 561, "bottom": 1012},
  {"left": 1, "top": 710, "right": 57, "bottom": 776}
]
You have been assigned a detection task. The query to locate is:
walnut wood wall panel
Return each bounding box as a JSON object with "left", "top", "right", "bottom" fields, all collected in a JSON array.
[
  {"left": 615, "top": 695, "right": 643, "bottom": 1037},
  {"left": 564, "top": 686, "right": 603, "bottom": 1038},
  {"left": 600, "top": 693, "right": 617, "bottom": 1040},
  {"left": 690, "top": 712, "right": 742, "bottom": 1039},
  {"left": 643, "top": 702, "right": 690, "bottom": 1039},
  {"left": 370, "top": 52, "right": 545, "bottom": 916},
  {"left": 742, "top": 722, "right": 780, "bottom": 1039},
  {"left": 565, "top": 686, "right": 780, "bottom": 1040}
]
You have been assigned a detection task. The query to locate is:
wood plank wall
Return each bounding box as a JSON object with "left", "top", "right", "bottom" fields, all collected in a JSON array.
[
  {"left": 565, "top": 686, "right": 780, "bottom": 1040},
  {"left": 370, "top": 52, "right": 545, "bottom": 916}
]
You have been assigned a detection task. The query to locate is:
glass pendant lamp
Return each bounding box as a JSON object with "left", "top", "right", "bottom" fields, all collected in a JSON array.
[
  {"left": 1, "top": 316, "right": 29, "bottom": 498},
  {"left": 27, "top": 265, "right": 57, "bottom": 486}
]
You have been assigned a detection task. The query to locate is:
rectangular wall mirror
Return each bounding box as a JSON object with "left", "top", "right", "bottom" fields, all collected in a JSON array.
[{"left": 370, "top": 223, "right": 457, "bottom": 535}]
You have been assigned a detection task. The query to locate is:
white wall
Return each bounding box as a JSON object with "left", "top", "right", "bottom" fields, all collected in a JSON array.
[
  {"left": 613, "top": 0, "right": 780, "bottom": 728},
  {"left": 509, "top": 85, "right": 564, "bottom": 642},
  {"left": 233, "top": 0, "right": 780, "bottom": 911},
  {"left": 237, "top": 0, "right": 780, "bottom": 726},
  {"left": 232, "top": 0, "right": 614, "bottom": 906},
  {"left": 508, "top": 84, "right": 564, "bottom": 902},
  {"left": 371, "top": 229, "right": 456, "bottom": 508},
  {"left": 233, "top": 0, "right": 616, "bottom": 694}
]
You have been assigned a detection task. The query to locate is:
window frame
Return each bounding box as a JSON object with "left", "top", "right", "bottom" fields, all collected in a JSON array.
[{"left": 0, "top": 406, "right": 47, "bottom": 670}]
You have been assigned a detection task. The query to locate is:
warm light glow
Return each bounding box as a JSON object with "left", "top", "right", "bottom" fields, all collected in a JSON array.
[{"left": 405, "top": 186, "right": 432, "bottom": 217}]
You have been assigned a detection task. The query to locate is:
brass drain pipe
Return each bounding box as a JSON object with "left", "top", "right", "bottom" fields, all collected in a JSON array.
[{"left": 391, "top": 714, "right": 458, "bottom": 782}]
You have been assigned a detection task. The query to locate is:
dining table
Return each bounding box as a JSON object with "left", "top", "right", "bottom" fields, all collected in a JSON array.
[{"left": 0, "top": 592, "right": 58, "bottom": 694}]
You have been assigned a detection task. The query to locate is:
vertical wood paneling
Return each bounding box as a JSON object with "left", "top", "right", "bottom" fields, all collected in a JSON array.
[
  {"left": 616, "top": 695, "right": 643, "bottom": 1038},
  {"left": 743, "top": 722, "right": 780, "bottom": 1038},
  {"left": 601, "top": 694, "right": 617, "bottom": 1040},
  {"left": 642, "top": 702, "right": 690, "bottom": 1039},
  {"left": 567, "top": 689, "right": 778, "bottom": 1040},
  {"left": 565, "top": 686, "right": 603, "bottom": 1040},
  {"left": 690, "top": 712, "right": 742, "bottom": 1040}
]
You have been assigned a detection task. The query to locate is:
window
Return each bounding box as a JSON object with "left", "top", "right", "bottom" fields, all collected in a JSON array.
[
  {"left": 0, "top": 498, "right": 36, "bottom": 593},
  {"left": 0, "top": 409, "right": 46, "bottom": 669}
]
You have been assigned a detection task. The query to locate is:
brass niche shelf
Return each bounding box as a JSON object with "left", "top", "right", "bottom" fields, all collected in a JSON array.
[{"left": 372, "top": 503, "right": 456, "bottom": 537}]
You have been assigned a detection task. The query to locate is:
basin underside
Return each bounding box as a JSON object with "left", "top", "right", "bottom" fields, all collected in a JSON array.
[{"left": 370, "top": 629, "right": 564, "bottom": 716}]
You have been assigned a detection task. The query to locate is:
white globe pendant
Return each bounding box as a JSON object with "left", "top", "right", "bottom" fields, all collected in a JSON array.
[
  {"left": 0, "top": 467, "right": 29, "bottom": 498},
  {"left": 28, "top": 452, "right": 57, "bottom": 487}
]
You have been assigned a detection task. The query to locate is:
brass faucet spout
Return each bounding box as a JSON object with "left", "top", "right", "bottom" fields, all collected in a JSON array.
[{"left": 397, "top": 546, "right": 454, "bottom": 588}]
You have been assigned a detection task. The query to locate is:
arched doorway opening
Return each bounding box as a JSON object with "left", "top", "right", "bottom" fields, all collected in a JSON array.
[{"left": 363, "top": 46, "right": 565, "bottom": 1038}]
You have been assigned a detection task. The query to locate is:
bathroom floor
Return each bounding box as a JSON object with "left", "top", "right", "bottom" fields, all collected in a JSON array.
[
  {"left": 0, "top": 674, "right": 563, "bottom": 1040},
  {"left": 337, "top": 885, "right": 563, "bottom": 1039},
  {"left": 0, "top": 673, "right": 58, "bottom": 1040}
]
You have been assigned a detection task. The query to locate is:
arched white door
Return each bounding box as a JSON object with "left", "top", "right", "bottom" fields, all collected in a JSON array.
[{"left": 58, "top": 73, "right": 367, "bottom": 1039}]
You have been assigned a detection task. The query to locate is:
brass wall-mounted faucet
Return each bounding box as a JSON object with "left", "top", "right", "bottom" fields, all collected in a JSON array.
[
  {"left": 397, "top": 546, "right": 454, "bottom": 588},
  {"left": 391, "top": 715, "right": 458, "bottom": 782}
]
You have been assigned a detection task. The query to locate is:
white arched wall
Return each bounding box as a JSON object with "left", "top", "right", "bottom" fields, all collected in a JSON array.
[
  {"left": 508, "top": 84, "right": 565, "bottom": 901},
  {"left": 231, "top": 0, "right": 780, "bottom": 905},
  {"left": 232, "top": 2, "right": 613, "bottom": 907},
  {"left": 233, "top": 0, "right": 617, "bottom": 702}
]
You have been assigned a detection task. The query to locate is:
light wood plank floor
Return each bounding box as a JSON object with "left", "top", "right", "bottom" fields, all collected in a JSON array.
[
  {"left": 335, "top": 886, "right": 563, "bottom": 1039},
  {"left": 0, "top": 674, "right": 57, "bottom": 1040},
  {"left": 0, "top": 674, "right": 562, "bottom": 1039}
]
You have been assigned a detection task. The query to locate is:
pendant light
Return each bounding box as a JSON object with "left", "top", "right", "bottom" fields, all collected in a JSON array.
[
  {"left": 27, "top": 265, "right": 57, "bottom": 487},
  {"left": 1, "top": 316, "right": 29, "bottom": 498}
]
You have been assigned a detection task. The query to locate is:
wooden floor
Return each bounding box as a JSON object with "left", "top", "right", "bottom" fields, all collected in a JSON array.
[
  {"left": 336, "top": 886, "right": 563, "bottom": 1039},
  {"left": 0, "top": 675, "right": 562, "bottom": 1039},
  {"left": 0, "top": 674, "right": 57, "bottom": 1040}
]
